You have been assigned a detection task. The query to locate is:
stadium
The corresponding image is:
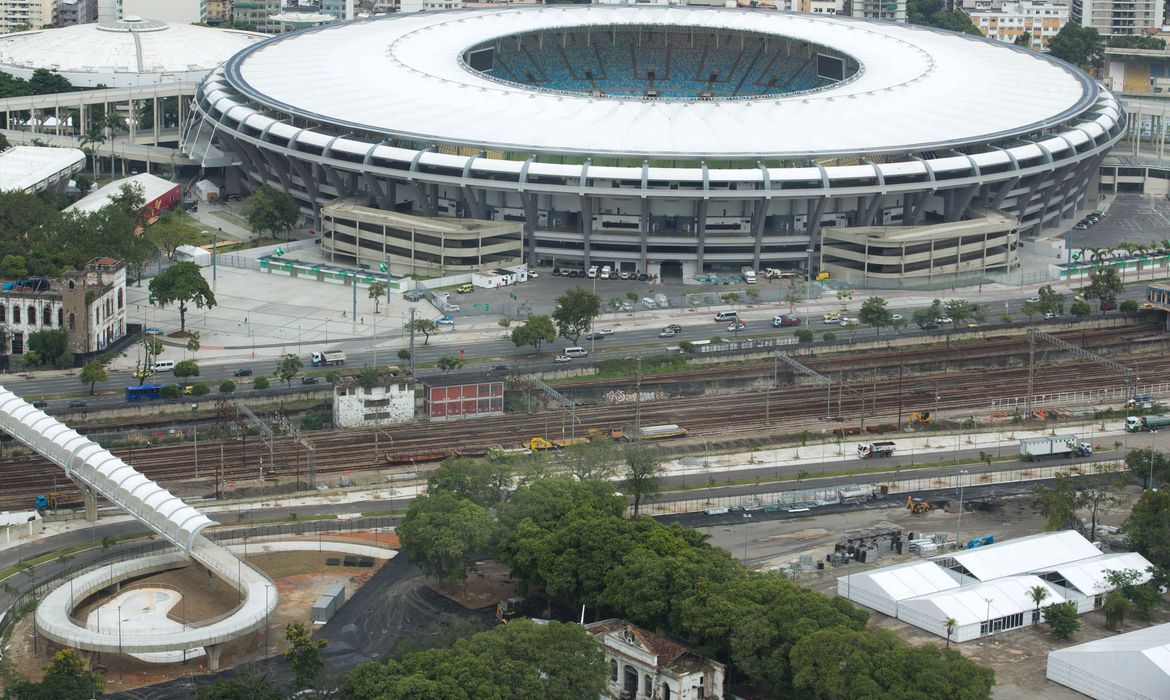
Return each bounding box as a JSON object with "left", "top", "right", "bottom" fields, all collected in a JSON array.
[{"left": 181, "top": 6, "right": 1124, "bottom": 283}]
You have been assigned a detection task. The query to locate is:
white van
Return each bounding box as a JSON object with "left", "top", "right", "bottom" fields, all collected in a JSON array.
[
  {"left": 714, "top": 310, "right": 738, "bottom": 322},
  {"left": 563, "top": 346, "right": 589, "bottom": 358},
  {"left": 153, "top": 360, "right": 175, "bottom": 372},
  {"left": 600, "top": 265, "right": 612, "bottom": 279}
]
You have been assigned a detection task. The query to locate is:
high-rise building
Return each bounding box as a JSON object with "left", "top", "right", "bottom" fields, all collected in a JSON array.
[
  {"left": 233, "top": 0, "right": 279, "bottom": 32},
  {"left": 322, "top": 0, "right": 352, "bottom": 19},
  {"left": 57, "top": 0, "right": 95, "bottom": 25},
  {"left": 1072, "top": 0, "right": 1164, "bottom": 37},
  {"left": 96, "top": 0, "right": 118, "bottom": 21},
  {"left": 120, "top": 0, "right": 206, "bottom": 23},
  {"left": 972, "top": 0, "right": 1067, "bottom": 49},
  {"left": 205, "top": 0, "right": 230, "bottom": 22},
  {"left": 0, "top": 0, "right": 59, "bottom": 32},
  {"left": 852, "top": 0, "right": 907, "bottom": 21}
]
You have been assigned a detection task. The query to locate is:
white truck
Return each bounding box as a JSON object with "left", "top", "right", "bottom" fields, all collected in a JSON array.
[
  {"left": 1019, "top": 435, "right": 1092, "bottom": 461},
  {"left": 741, "top": 266, "right": 757, "bottom": 284},
  {"left": 311, "top": 349, "right": 347, "bottom": 367},
  {"left": 857, "top": 441, "right": 896, "bottom": 459}
]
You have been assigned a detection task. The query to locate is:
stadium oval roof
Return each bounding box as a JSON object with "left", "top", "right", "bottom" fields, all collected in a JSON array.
[
  {"left": 225, "top": 5, "right": 1097, "bottom": 159},
  {"left": 0, "top": 17, "right": 264, "bottom": 87}
]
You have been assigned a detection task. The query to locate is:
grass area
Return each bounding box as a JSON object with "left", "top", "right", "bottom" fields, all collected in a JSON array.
[
  {"left": 209, "top": 210, "right": 250, "bottom": 230},
  {"left": 593, "top": 353, "right": 689, "bottom": 379},
  {"left": 0, "top": 531, "right": 150, "bottom": 582}
]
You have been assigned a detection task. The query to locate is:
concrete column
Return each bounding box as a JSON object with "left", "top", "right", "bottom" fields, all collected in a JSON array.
[
  {"left": 205, "top": 643, "right": 223, "bottom": 671},
  {"left": 153, "top": 97, "right": 160, "bottom": 147}
]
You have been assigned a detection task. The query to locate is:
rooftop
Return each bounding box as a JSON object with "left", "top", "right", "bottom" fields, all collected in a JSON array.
[
  {"left": 0, "top": 146, "right": 84, "bottom": 193},
  {"left": 64, "top": 173, "right": 179, "bottom": 215}
]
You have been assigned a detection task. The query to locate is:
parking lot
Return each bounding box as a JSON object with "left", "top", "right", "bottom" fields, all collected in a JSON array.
[{"left": 1071, "top": 193, "right": 1170, "bottom": 249}]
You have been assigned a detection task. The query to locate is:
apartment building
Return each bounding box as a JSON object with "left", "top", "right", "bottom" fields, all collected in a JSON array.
[
  {"left": 0, "top": 0, "right": 58, "bottom": 32},
  {"left": 1072, "top": 0, "right": 1164, "bottom": 36},
  {"left": 972, "top": 0, "right": 1068, "bottom": 50}
]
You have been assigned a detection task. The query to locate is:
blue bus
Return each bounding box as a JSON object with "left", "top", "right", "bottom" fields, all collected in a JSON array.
[{"left": 126, "top": 384, "right": 164, "bottom": 402}]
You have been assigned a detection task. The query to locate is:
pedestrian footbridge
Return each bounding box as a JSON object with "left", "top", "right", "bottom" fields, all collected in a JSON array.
[{"left": 0, "top": 388, "right": 276, "bottom": 669}]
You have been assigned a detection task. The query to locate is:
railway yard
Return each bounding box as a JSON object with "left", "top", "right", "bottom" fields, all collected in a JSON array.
[{"left": 3, "top": 323, "right": 1165, "bottom": 513}]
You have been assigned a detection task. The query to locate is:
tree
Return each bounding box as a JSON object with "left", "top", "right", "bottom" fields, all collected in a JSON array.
[
  {"left": 285, "top": 621, "right": 328, "bottom": 691},
  {"left": 552, "top": 287, "right": 601, "bottom": 344},
  {"left": 1015, "top": 31, "right": 1033, "bottom": 47},
  {"left": 78, "top": 124, "right": 105, "bottom": 176},
  {"left": 5, "top": 649, "right": 104, "bottom": 700},
  {"left": 28, "top": 68, "right": 72, "bottom": 95},
  {"left": 145, "top": 210, "right": 198, "bottom": 260},
  {"left": 1081, "top": 266, "right": 1124, "bottom": 313},
  {"left": 397, "top": 348, "right": 412, "bottom": 362},
  {"left": 511, "top": 314, "right": 556, "bottom": 353},
  {"left": 1029, "top": 584, "right": 1049, "bottom": 624},
  {"left": 795, "top": 328, "right": 814, "bottom": 343},
  {"left": 1043, "top": 602, "right": 1081, "bottom": 640},
  {"left": 28, "top": 329, "right": 67, "bottom": 366},
  {"left": 173, "top": 359, "right": 200, "bottom": 382},
  {"left": 1070, "top": 299, "right": 1092, "bottom": 318},
  {"left": 427, "top": 457, "right": 513, "bottom": 508},
  {"left": 1021, "top": 300, "right": 1041, "bottom": 322},
  {"left": 822, "top": 331, "right": 836, "bottom": 343},
  {"left": 858, "top": 296, "right": 893, "bottom": 336},
  {"left": 358, "top": 366, "right": 380, "bottom": 391},
  {"left": 1123, "top": 489, "right": 1170, "bottom": 569},
  {"left": 405, "top": 318, "right": 438, "bottom": 345},
  {"left": 368, "top": 281, "right": 386, "bottom": 314},
  {"left": 398, "top": 492, "right": 493, "bottom": 594},
  {"left": 907, "top": 0, "right": 981, "bottom": 34},
  {"left": 277, "top": 353, "right": 303, "bottom": 387},
  {"left": 622, "top": 443, "right": 663, "bottom": 517},
  {"left": 186, "top": 330, "right": 201, "bottom": 359},
  {"left": 564, "top": 437, "right": 619, "bottom": 481},
  {"left": 194, "top": 673, "right": 283, "bottom": 700},
  {"left": 148, "top": 261, "right": 216, "bottom": 333},
  {"left": 74, "top": 174, "right": 92, "bottom": 195},
  {"left": 100, "top": 109, "right": 128, "bottom": 176},
  {"left": 79, "top": 359, "right": 107, "bottom": 395},
  {"left": 943, "top": 299, "right": 972, "bottom": 328},
  {"left": 944, "top": 616, "right": 957, "bottom": 648},
  {"left": 1123, "top": 448, "right": 1170, "bottom": 489},
  {"left": 1103, "top": 590, "right": 1129, "bottom": 630},
  {"left": 219, "top": 380, "right": 236, "bottom": 394},
  {"left": 1037, "top": 284, "right": 1064, "bottom": 317},
  {"left": 1120, "top": 299, "right": 1139, "bottom": 313},
  {"left": 0, "top": 254, "right": 27, "bottom": 278},
  {"left": 912, "top": 298, "right": 943, "bottom": 328},
  {"left": 253, "top": 376, "right": 269, "bottom": 390},
  {"left": 437, "top": 355, "right": 463, "bottom": 374},
  {"left": 241, "top": 185, "right": 299, "bottom": 240},
  {"left": 784, "top": 277, "right": 803, "bottom": 313},
  {"left": 1047, "top": 21, "right": 1104, "bottom": 69}
]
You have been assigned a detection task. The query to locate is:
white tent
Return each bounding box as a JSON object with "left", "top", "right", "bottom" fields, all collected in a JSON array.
[
  {"left": 836, "top": 561, "right": 959, "bottom": 617},
  {"left": 898, "top": 576, "right": 1065, "bottom": 644},
  {"left": 1047, "top": 622, "right": 1170, "bottom": 699},
  {"left": 194, "top": 179, "right": 220, "bottom": 203}
]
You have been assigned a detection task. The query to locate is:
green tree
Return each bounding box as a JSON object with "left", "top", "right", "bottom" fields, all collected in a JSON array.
[
  {"left": 622, "top": 443, "right": 663, "bottom": 517},
  {"left": 4, "top": 649, "right": 104, "bottom": 700},
  {"left": 1029, "top": 584, "right": 1049, "bottom": 624},
  {"left": 1081, "top": 266, "right": 1124, "bottom": 313},
  {"left": 822, "top": 331, "right": 837, "bottom": 343},
  {"left": 1043, "top": 601, "right": 1081, "bottom": 640},
  {"left": 0, "top": 254, "right": 27, "bottom": 278},
  {"left": 405, "top": 318, "right": 438, "bottom": 345},
  {"left": 219, "top": 380, "right": 236, "bottom": 394},
  {"left": 427, "top": 457, "right": 513, "bottom": 508},
  {"left": 1048, "top": 21, "right": 1104, "bottom": 69},
  {"left": 437, "top": 355, "right": 463, "bottom": 374},
  {"left": 1070, "top": 299, "right": 1092, "bottom": 318},
  {"left": 358, "top": 366, "right": 380, "bottom": 391},
  {"left": 1120, "top": 299, "right": 1139, "bottom": 313},
  {"left": 795, "top": 328, "right": 814, "bottom": 343},
  {"left": 397, "top": 348, "right": 412, "bottom": 362},
  {"left": 1015, "top": 31, "right": 1033, "bottom": 47},
  {"left": 784, "top": 277, "right": 803, "bottom": 313},
  {"left": 27, "top": 68, "right": 72, "bottom": 95},
  {"left": 241, "top": 185, "right": 299, "bottom": 240},
  {"left": 552, "top": 287, "right": 601, "bottom": 344},
  {"left": 1123, "top": 448, "right": 1170, "bottom": 489},
  {"left": 194, "top": 672, "right": 283, "bottom": 700},
  {"left": 859, "top": 296, "right": 893, "bottom": 336},
  {"left": 253, "top": 376, "right": 269, "bottom": 390},
  {"left": 277, "top": 353, "right": 303, "bottom": 387},
  {"left": 511, "top": 314, "right": 556, "bottom": 353},
  {"left": 397, "top": 491, "right": 494, "bottom": 593},
  {"left": 944, "top": 616, "right": 958, "bottom": 648},
  {"left": 563, "top": 436, "right": 619, "bottom": 481},
  {"left": 160, "top": 384, "right": 181, "bottom": 399},
  {"left": 285, "top": 621, "right": 328, "bottom": 691},
  {"left": 1037, "top": 284, "right": 1065, "bottom": 317},
  {"left": 79, "top": 359, "right": 107, "bottom": 395},
  {"left": 148, "top": 261, "right": 216, "bottom": 333},
  {"left": 368, "top": 281, "right": 386, "bottom": 314},
  {"left": 78, "top": 124, "right": 105, "bottom": 176},
  {"left": 1123, "top": 489, "right": 1170, "bottom": 569},
  {"left": 191, "top": 382, "right": 210, "bottom": 396},
  {"left": 145, "top": 210, "right": 198, "bottom": 259},
  {"left": 943, "top": 299, "right": 972, "bottom": 328},
  {"left": 1021, "top": 300, "right": 1041, "bottom": 322},
  {"left": 27, "top": 329, "right": 67, "bottom": 366},
  {"left": 172, "top": 359, "right": 200, "bottom": 382},
  {"left": 1103, "top": 590, "right": 1129, "bottom": 630},
  {"left": 186, "top": 330, "right": 201, "bottom": 358}
]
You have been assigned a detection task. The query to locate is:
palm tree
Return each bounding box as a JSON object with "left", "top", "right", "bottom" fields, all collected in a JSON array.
[
  {"left": 1029, "top": 585, "right": 1049, "bottom": 624},
  {"left": 945, "top": 617, "right": 958, "bottom": 648},
  {"left": 79, "top": 124, "right": 105, "bottom": 177},
  {"left": 101, "top": 110, "right": 128, "bottom": 177}
]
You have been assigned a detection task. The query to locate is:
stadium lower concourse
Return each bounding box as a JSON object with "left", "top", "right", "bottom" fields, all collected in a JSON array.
[{"left": 181, "top": 5, "right": 1123, "bottom": 282}]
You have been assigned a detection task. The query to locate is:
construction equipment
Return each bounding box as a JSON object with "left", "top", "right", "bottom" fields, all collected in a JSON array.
[
  {"left": 906, "top": 496, "right": 932, "bottom": 514},
  {"left": 496, "top": 596, "right": 526, "bottom": 624},
  {"left": 525, "top": 436, "right": 589, "bottom": 451},
  {"left": 587, "top": 427, "right": 625, "bottom": 441},
  {"left": 908, "top": 411, "right": 933, "bottom": 426}
]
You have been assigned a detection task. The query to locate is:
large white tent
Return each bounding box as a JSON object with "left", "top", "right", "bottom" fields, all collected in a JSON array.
[
  {"left": 1047, "top": 622, "right": 1170, "bottom": 699},
  {"left": 837, "top": 531, "right": 1152, "bottom": 643}
]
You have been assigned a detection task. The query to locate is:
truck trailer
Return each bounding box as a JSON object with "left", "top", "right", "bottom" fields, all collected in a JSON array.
[
  {"left": 1125, "top": 415, "right": 1170, "bottom": 432},
  {"left": 311, "top": 350, "right": 347, "bottom": 366},
  {"left": 1019, "top": 435, "right": 1092, "bottom": 461},
  {"left": 857, "top": 441, "right": 896, "bottom": 459}
]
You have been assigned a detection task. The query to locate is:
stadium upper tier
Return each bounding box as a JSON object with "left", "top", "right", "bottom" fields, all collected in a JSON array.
[{"left": 222, "top": 5, "right": 1095, "bottom": 159}]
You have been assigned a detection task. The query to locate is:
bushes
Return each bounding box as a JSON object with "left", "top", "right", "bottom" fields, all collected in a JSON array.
[
  {"left": 160, "top": 384, "right": 181, "bottom": 399},
  {"left": 252, "top": 376, "right": 269, "bottom": 390},
  {"left": 795, "top": 329, "right": 814, "bottom": 343},
  {"left": 219, "top": 380, "right": 235, "bottom": 394},
  {"left": 190, "top": 382, "right": 210, "bottom": 396}
]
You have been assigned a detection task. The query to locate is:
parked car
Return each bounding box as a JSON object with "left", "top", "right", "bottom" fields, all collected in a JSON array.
[
  {"left": 620, "top": 271, "right": 631, "bottom": 280},
  {"left": 528, "top": 271, "right": 539, "bottom": 278},
  {"left": 552, "top": 267, "right": 562, "bottom": 276},
  {"left": 144, "top": 327, "right": 164, "bottom": 336},
  {"left": 301, "top": 376, "right": 319, "bottom": 384},
  {"left": 641, "top": 297, "right": 657, "bottom": 309},
  {"left": 456, "top": 284, "right": 473, "bottom": 294},
  {"left": 600, "top": 266, "right": 612, "bottom": 279},
  {"left": 662, "top": 324, "right": 682, "bottom": 334},
  {"left": 442, "top": 303, "right": 460, "bottom": 313},
  {"left": 619, "top": 301, "right": 633, "bottom": 312},
  {"left": 68, "top": 400, "right": 88, "bottom": 409},
  {"left": 233, "top": 368, "right": 253, "bottom": 377},
  {"left": 553, "top": 355, "right": 572, "bottom": 363},
  {"left": 437, "top": 316, "right": 455, "bottom": 326},
  {"left": 587, "top": 266, "right": 598, "bottom": 278},
  {"left": 638, "top": 273, "right": 649, "bottom": 281}
]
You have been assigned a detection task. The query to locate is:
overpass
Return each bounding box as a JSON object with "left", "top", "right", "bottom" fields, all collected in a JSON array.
[{"left": 0, "top": 388, "right": 275, "bottom": 669}]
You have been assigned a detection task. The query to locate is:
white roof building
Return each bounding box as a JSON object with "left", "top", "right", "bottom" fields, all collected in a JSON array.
[
  {"left": 0, "top": 146, "right": 85, "bottom": 195},
  {"left": 0, "top": 17, "right": 262, "bottom": 88},
  {"left": 64, "top": 172, "right": 178, "bottom": 214},
  {"left": 838, "top": 531, "right": 1152, "bottom": 644},
  {"left": 1047, "top": 622, "right": 1170, "bottom": 699}
]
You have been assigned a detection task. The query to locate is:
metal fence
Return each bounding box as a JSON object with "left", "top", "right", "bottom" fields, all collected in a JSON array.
[{"left": 991, "top": 382, "right": 1168, "bottom": 412}]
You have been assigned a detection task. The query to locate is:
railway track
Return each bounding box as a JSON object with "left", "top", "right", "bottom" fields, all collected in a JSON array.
[{"left": 1, "top": 333, "right": 1163, "bottom": 511}]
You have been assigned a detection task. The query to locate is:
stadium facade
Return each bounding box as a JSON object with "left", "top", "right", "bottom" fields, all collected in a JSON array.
[{"left": 181, "top": 6, "right": 1123, "bottom": 282}]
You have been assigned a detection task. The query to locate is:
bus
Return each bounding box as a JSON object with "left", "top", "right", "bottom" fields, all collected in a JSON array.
[{"left": 126, "top": 384, "right": 164, "bottom": 402}]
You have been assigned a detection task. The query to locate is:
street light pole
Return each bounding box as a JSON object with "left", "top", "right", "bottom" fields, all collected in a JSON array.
[
  {"left": 263, "top": 583, "right": 271, "bottom": 659},
  {"left": 1150, "top": 430, "right": 1159, "bottom": 489},
  {"left": 742, "top": 513, "right": 752, "bottom": 565},
  {"left": 956, "top": 469, "right": 968, "bottom": 547},
  {"left": 117, "top": 604, "right": 123, "bottom": 681}
]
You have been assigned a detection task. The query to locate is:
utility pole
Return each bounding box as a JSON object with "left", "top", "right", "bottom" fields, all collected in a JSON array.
[
  {"left": 408, "top": 307, "right": 416, "bottom": 374},
  {"left": 634, "top": 356, "right": 643, "bottom": 443}
]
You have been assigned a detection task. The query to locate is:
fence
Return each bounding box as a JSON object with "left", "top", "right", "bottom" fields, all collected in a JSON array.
[
  {"left": 990, "top": 383, "right": 1169, "bottom": 412},
  {"left": 0, "top": 516, "right": 397, "bottom": 647}
]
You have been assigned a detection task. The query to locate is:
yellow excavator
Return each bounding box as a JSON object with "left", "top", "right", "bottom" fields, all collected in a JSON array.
[
  {"left": 906, "top": 496, "right": 933, "bottom": 514},
  {"left": 908, "top": 411, "right": 933, "bottom": 427}
]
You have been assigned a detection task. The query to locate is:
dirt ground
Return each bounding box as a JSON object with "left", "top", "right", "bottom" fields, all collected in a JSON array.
[
  {"left": 3, "top": 542, "right": 390, "bottom": 695},
  {"left": 427, "top": 560, "right": 519, "bottom": 611},
  {"left": 699, "top": 486, "right": 1152, "bottom": 699}
]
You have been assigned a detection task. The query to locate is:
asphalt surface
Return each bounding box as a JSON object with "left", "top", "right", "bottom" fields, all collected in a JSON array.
[{"left": 1072, "top": 193, "right": 1170, "bottom": 249}]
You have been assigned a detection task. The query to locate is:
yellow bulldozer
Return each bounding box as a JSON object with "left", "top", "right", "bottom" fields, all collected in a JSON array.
[
  {"left": 906, "top": 496, "right": 932, "bottom": 514},
  {"left": 908, "top": 411, "right": 933, "bottom": 427}
]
